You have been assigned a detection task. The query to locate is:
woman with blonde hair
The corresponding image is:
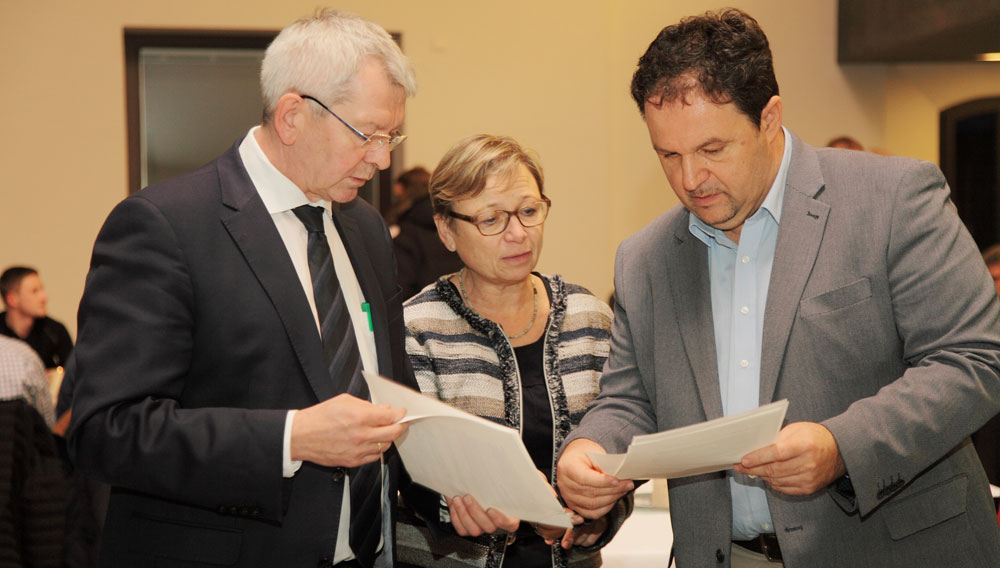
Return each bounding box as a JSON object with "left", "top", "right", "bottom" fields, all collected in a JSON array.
[{"left": 397, "top": 135, "right": 631, "bottom": 568}]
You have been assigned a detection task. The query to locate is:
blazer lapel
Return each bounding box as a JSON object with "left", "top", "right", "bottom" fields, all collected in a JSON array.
[
  {"left": 217, "top": 145, "right": 335, "bottom": 402},
  {"left": 331, "top": 205, "right": 393, "bottom": 378},
  {"left": 664, "top": 218, "right": 725, "bottom": 421},
  {"left": 759, "top": 133, "right": 828, "bottom": 405}
]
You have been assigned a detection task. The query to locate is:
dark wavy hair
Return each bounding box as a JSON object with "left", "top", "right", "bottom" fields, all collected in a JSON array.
[{"left": 630, "top": 8, "right": 779, "bottom": 127}]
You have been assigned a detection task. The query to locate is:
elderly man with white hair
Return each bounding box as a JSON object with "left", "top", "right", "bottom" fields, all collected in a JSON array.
[{"left": 67, "top": 10, "right": 418, "bottom": 567}]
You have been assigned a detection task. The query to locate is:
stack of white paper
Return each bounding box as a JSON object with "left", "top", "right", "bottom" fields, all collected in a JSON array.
[
  {"left": 364, "top": 372, "right": 572, "bottom": 528},
  {"left": 588, "top": 399, "right": 789, "bottom": 479}
]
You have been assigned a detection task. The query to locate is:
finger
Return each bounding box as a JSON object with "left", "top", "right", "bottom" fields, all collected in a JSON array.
[
  {"left": 485, "top": 507, "right": 520, "bottom": 533},
  {"left": 561, "top": 527, "right": 574, "bottom": 549},
  {"left": 739, "top": 443, "right": 781, "bottom": 469},
  {"left": 534, "top": 525, "right": 564, "bottom": 541},
  {"left": 369, "top": 422, "right": 408, "bottom": 443},
  {"left": 462, "top": 495, "right": 499, "bottom": 533},
  {"left": 575, "top": 530, "right": 600, "bottom": 548},
  {"left": 359, "top": 403, "right": 408, "bottom": 426},
  {"left": 449, "top": 497, "right": 476, "bottom": 536}
]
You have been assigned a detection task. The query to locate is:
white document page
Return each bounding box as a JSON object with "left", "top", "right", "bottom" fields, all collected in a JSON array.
[
  {"left": 364, "top": 372, "right": 572, "bottom": 528},
  {"left": 588, "top": 399, "right": 789, "bottom": 480}
]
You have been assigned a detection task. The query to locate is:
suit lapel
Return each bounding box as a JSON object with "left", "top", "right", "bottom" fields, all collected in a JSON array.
[
  {"left": 759, "top": 133, "right": 828, "bottom": 405},
  {"left": 664, "top": 218, "right": 725, "bottom": 420},
  {"left": 217, "top": 145, "right": 335, "bottom": 402},
  {"left": 331, "top": 205, "right": 393, "bottom": 378}
]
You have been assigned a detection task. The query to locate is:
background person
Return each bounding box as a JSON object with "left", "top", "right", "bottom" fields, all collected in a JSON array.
[
  {"left": 0, "top": 334, "right": 55, "bottom": 428},
  {"left": 386, "top": 165, "right": 430, "bottom": 234},
  {"left": 824, "top": 135, "right": 863, "bottom": 150},
  {"left": 396, "top": 135, "right": 631, "bottom": 568},
  {"left": 66, "top": 10, "right": 417, "bottom": 567},
  {"left": 0, "top": 266, "right": 73, "bottom": 370},
  {"left": 391, "top": 166, "right": 463, "bottom": 299},
  {"left": 557, "top": 9, "right": 1000, "bottom": 567},
  {"left": 973, "top": 243, "right": 1000, "bottom": 485}
]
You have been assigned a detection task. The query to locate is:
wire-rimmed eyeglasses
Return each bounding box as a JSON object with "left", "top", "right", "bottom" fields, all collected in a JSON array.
[
  {"left": 300, "top": 94, "right": 407, "bottom": 151},
  {"left": 448, "top": 198, "right": 551, "bottom": 236}
]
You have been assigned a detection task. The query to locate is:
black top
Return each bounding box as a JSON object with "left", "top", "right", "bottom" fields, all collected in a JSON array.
[
  {"left": 503, "top": 334, "right": 556, "bottom": 567},
  {"left": 515, "top": 335, "right": 554, "bottom": 480},
  {"left": 0, "top": 313, "right": 73, "bottom": 369}
]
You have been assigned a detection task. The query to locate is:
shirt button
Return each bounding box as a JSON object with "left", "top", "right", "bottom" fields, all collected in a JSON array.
[
  {"left": 763, "top": 523, "right": 773, "bottom": 532},
  {"left": 741, "top": 256, "right": 750, "bottom": 264},
  {"left": 740, "top": 360, "right": 750, "bottom": 368},
  {"left": 740, "top": 306, "right": 749, "bottom": 315}
]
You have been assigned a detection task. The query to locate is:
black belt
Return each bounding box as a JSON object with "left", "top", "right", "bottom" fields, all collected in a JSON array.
[{"left": 733, "top": 533, "right": 782, "bottom": 563}]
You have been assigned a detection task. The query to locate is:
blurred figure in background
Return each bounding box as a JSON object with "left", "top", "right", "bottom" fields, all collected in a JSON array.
[
  {"left": 826, "top": 135, "right": 863, "bottom": 151},
  {"left": 387, "top": 166, "right": 431, "bottom": 236},
  {"left": 0, "top": 266, "right": 73, "bottom": 370},
  {"left": 392, "top": 166, "right": 463, "bottom": 299},
  {"left": 983, "top": 243, "right": 1000, "bottom": 298},
  {"left": 973, "top": 243, "right": 1000, "bottom": 485},
  {"left": 0, "top": 334, "right": 55, "bottom": 427},
  {"left": 0, "top": 335, "right": 67, "bottom": 567}
]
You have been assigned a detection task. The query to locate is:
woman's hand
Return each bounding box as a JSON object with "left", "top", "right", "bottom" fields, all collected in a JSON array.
[
  {"left": 448, "top": 495, "right": 520, "bottom": 537},
  {"left": 533, "top": 513, "right": 609, "bottom": 549}
]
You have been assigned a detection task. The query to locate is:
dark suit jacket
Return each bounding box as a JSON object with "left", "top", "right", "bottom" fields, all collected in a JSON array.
[
  {"left": 566, "top": 132, "right": 1000, "bottom": 567},
  {"left": 66, "top": 141, "right": 415, "bottom": 567}
]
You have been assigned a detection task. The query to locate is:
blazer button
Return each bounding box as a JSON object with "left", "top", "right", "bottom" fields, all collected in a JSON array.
[
  {"left": 716, "top": 548, "right": 725, "bottom": 563},
  {"left": 331, "top": 467, "right": 346, "bottom": 482}
]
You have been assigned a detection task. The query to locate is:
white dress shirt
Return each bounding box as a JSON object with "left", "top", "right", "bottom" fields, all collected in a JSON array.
[{"left": 239, "top": 126, "right": 381, "bottom": 562}]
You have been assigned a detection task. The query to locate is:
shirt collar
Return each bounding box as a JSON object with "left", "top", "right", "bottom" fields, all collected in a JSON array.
[
  {"left": 238, "top": 126, "right": 331, "bottom": 215},
  {"left": 688, "top": 126, "right": 793, "bottom": 244}
]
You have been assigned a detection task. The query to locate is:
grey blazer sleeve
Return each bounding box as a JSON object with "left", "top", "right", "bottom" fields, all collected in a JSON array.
[
  {"left": 822, "top": 160, "right": 1000, "bottom": 516},
  {"left": 563, "top": 232, "right": 665, "bottom": 454}
]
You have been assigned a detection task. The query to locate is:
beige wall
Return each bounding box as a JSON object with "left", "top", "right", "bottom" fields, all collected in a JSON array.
[{"left": 2, "top": 0, "right": 997, "bottom": 337}]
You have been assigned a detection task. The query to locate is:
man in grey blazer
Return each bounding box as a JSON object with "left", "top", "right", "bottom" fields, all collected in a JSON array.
[
  {"left": 67, "top": 10, "right": 416, "bottom": 567},
  {"left": 557, "top": 9, "right": 1000, "bottom": 567}
]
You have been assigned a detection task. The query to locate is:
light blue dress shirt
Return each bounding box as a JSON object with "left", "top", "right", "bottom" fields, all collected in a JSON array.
[{"left": 688, "top": 127, "right": 792, "bottom": 539}]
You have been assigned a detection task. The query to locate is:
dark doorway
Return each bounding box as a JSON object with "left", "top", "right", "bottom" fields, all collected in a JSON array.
[
  {"left": 124, "top": 29, "right": 400, "bottom": 215},
  {"left": 940, "top": 97, "right": 1000, "bottom": 250}
]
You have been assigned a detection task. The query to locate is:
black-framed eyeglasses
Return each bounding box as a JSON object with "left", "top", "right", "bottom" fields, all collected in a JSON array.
[
  {"left": 448, "top": 198, "right": 551, "bottom": 236},
  {"left": 300, "top": 94, "right": 407, "bottom": 151}
]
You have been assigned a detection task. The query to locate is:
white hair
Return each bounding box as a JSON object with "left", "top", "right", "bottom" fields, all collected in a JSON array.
[{"left": 260, "top": 9, "right": 417, "bottom": 121}]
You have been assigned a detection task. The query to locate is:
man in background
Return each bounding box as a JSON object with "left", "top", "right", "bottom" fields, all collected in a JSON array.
[
  {"left": 391, "top": 166, "right": 463, "bottom": 299},
  {"left": 0, "top": 266, "right": 73, "bottom": 370},
  {"left": 557, "top": 8, "right": 1000, "bottom": 567},
  {"left": 67, "top": 10, "right": 417, "bottom": 567},
  {"left": 0, "top": 335, "right": 67, "bottom": 566},
  {"left": 0, "top": 334, "right": 55, "bottom": 427}
]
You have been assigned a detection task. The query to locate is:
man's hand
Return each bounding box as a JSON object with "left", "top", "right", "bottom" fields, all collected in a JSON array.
[
  {"left": 733, "top": 421, "right": 846, "bottom": 495},
  {"left": 556, "top": 438, "right": 633, "bottom": 518},
  {"left": 290, "top": 393, "right": 407, "bottom": 467},
  {"left": 448, "top": 495, "right": 520, "bottom": 537}
]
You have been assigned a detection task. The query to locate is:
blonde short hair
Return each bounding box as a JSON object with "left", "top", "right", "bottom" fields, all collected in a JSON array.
[{"left": 429, "top": 135, "right": 545, "bottom": 217}]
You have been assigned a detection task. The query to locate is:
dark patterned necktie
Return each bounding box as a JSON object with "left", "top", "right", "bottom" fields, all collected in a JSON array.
[{"left": 292, "top": 205, "right": 381, "bottom": 566}]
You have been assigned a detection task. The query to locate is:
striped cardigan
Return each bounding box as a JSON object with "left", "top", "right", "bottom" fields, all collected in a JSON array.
[{"left": 397, "top": 273, "right": 632, "bottom": 568}]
